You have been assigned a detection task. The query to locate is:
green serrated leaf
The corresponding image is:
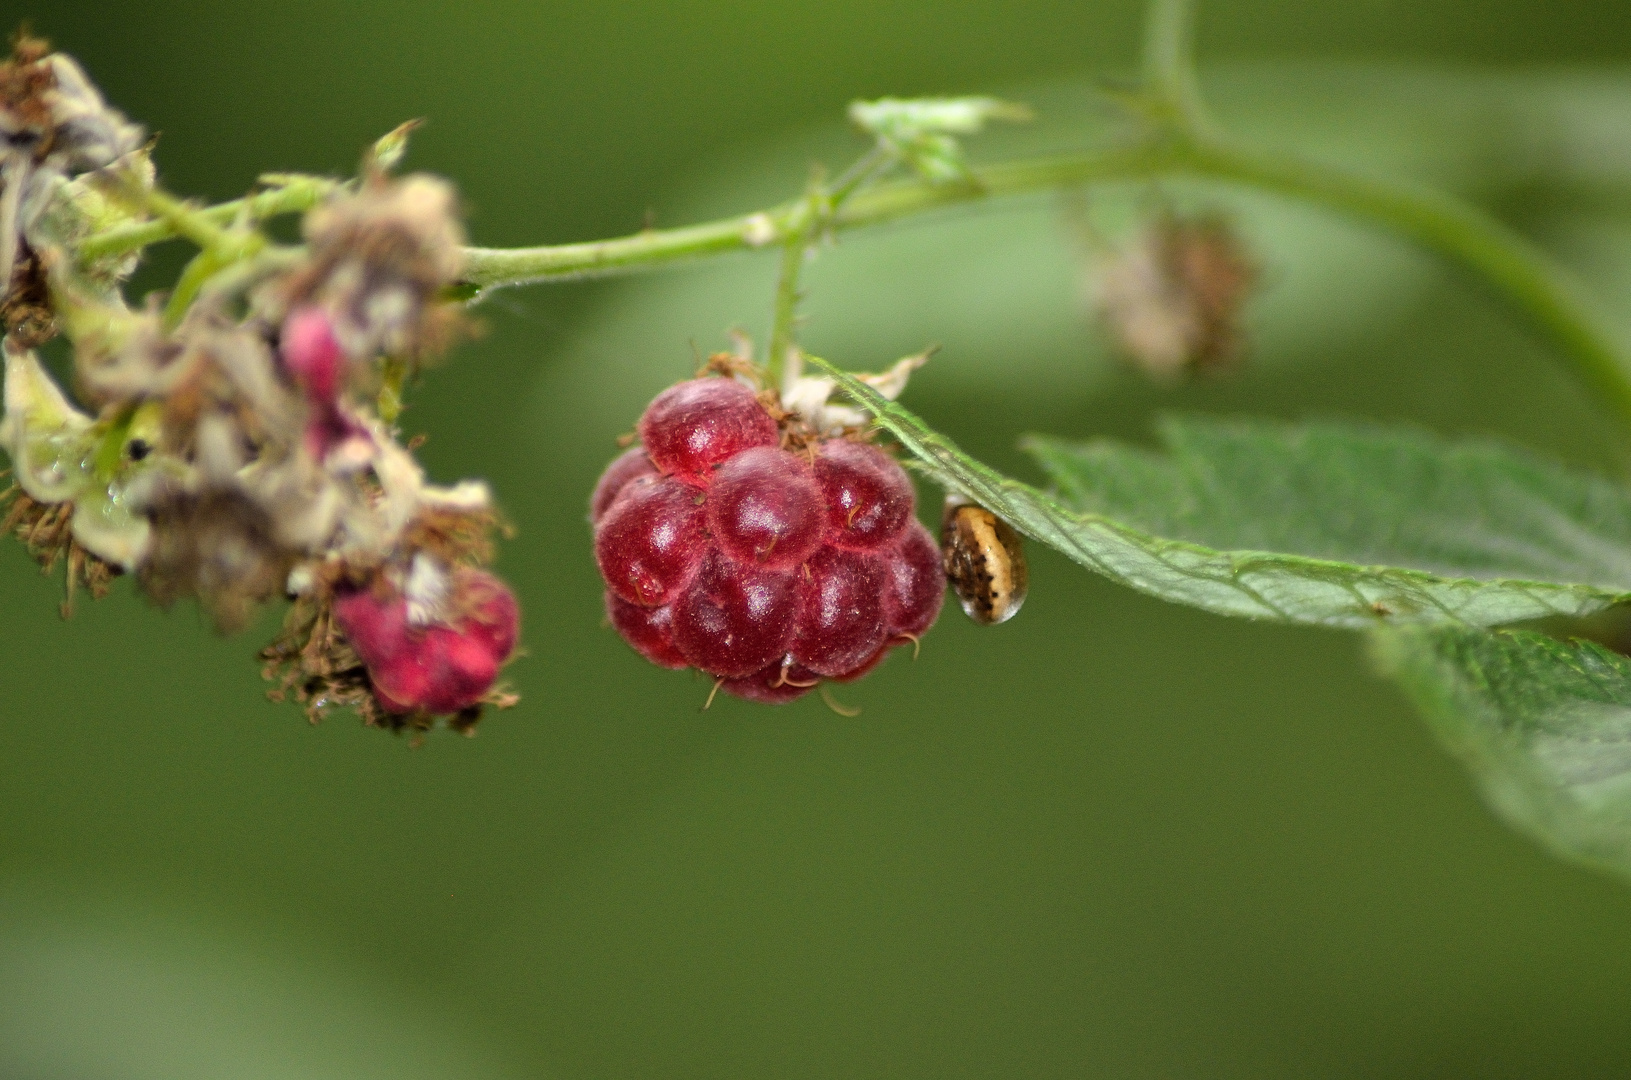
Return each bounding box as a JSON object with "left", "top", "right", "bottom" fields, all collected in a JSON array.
[
  {"left": 813, "top": 359, "right": 1631, "bottom": 627},
  {"left": 1026, "top": 416, "right": 1631, "bottom": 594},
  {"left": 1375, "top": 623, "right": 1631, "bottom": 880}
]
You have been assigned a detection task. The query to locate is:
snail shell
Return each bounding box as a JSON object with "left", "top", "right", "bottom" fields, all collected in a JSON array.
[{"left": 940, "top": 498, "right": 1027, "bottom": 625}]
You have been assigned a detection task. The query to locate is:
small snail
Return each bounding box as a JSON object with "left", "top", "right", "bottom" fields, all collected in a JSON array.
[{"left": 941, "top": 496, "right": 1027, "bottom": 625}]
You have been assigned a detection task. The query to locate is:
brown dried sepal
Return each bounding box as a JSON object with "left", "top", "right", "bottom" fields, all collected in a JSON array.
[
  {"left": 259, "top": 588, "right": 386, "bottom": 727},
  {"left": 1, "top": 480, "right": 120, "bottom": 616},
  {"left": 1, "top": 248, "right": 54, "bottom": 346},
  {"left": 259, "top": 580, "right": 519, "bottom": 741},
  {"left": 0, "top": 32, "right": 60, "bottom": 346},
  {"left": 0, "top": 29, "right": 54, "bottom": 143},
  {"left": 400, "top": 504, "right": 508, "bottom": 571}
]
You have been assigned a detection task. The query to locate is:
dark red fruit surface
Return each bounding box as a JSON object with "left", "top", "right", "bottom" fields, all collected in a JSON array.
[
  {"left": 882, "top": 521, "right": 944, "bottom": 638},
  {"left": 790, "top": 546, "right": 887, "bottom": 677},
  {"left": 721, "top": 660, "right": 820, "bottom": 704},
  {"left": 813, "top": 440, "right": 913, "bottom": 551},
  {"left": 590, "top": 446, "right": 658, "bottom": 524},
  {"left": 606, "top": 592, "right": 688, "bottom": 669},
  {"left": 830, "top": 645, "right": 888, "bottom": 683},
  {"left": 594, "top": 475, "right": 708, "bottom": 607},
  {"left": 593, "top": 387, "right": 948, "bottom": 703},
  {"left": 671, "top": 550, "right": 800, "bottom": 677},
  {"left": 637, "top": 378, "right": 778, "bottom": 482},
  {"left": 706, "top": 446, "right": 825, "bottom": 570}
]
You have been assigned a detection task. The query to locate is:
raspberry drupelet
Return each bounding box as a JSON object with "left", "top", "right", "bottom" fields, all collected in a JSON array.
[{"left": 592, "top": 374, "right": 943, "bottom": 704}]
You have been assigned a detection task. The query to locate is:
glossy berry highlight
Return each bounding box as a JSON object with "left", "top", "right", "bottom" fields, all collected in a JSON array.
[{"left": 592, "top": 374, "right": 946, "bottom": 705}]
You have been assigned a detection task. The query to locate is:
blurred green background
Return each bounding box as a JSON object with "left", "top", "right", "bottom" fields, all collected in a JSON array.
[{"left": 9, "top": 1, "right": 1631, "bottom": 1077}]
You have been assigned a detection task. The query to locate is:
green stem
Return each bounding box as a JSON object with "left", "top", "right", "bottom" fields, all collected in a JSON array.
[
  {"left": 135, "top": 187, "right": 238, "bottom": 253},
  {"left": 462, "top": 140, "right": 1631, "bottom": 433},
  {"left": 765, "top": 150, "right": 894, "bottom": 388},
  {"left": 766, "top": 216, "right": 811, "bottom": 390},
  {"left": 162, "top": 246, "right": 228, "bottom": 329},
  {"left": 77, "top": 175, "right": 340, "bottom": 266}
]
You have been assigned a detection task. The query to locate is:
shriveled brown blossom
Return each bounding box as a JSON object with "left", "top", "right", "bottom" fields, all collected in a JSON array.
[
  {"left": 1093, "top": 212, "right": 1257, "bottom": 379},
  {"left": 0, "top": 41, "right": 522, "bottom": 735},
  {"left": 0, "top": 479, "right": 120, "bottom": 616}
]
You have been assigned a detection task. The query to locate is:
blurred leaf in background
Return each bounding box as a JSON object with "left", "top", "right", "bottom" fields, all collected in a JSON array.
[{"left": 12, "top": 1, "right": 1631, "bottom": 1078}]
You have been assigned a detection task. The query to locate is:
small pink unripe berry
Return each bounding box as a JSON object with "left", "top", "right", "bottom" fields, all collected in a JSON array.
[
  {"left": 332, "top": 568, "right": 521, "bottom": 716},
  {"left": 456, "top": 568, "right": 521, "bottom": 661},
  {"left": 280, "top": 305, "right": 346, "bottom": 404}
]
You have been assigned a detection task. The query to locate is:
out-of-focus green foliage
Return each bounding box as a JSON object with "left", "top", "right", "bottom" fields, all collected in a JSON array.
[
  {"left": 13, "top": 0, "right": 1631, "bottom": 1076},
  {"left": 1380, "top": 626, "right": 1631, "bottom": 882}
]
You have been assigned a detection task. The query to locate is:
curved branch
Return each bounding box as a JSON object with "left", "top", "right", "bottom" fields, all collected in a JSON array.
[{"left": 460, "top": 141, "right": 1631, "bottom": 432}]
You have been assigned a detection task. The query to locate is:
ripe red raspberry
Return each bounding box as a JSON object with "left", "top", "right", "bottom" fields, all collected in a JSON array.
[
  {"left": 593, "top": 374, "right": 946, "bottom": 705},
  {"left": 790, "top": 546, "right": 886, "bottom": 677},
  {"left": 637, "top": 377, "right": 779, "bottom": 483},
  {"left": 605, "top": 591, "right": 688, "bottom": 669},
  {"left": 671, "top": 549, "right": 801, "bottom": 677},
  {"left": 812, "top": 439, "right": 913, "bottom": 551},
  {"left": 721, "top": 659, "right": 822, "bottom": 704},
  {"left": 881, "top": 521, "right": 943, "bottom": 639},
  {"left": 333, "top": 568, "right": 520, "bottom": 716}
]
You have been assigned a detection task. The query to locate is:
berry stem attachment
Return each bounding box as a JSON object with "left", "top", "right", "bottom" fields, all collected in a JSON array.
[{"left": 766, "top": 146, "right": 896, "bottom": 390}]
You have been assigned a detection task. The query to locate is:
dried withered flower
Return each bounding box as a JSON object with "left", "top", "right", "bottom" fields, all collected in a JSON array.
[
  {"left": 260, "top": 582, "right": 388, "bottom": 728},
  {"left": 0, "top": 60, "right": 522, "bottom": 734},
  {"left": 137, "top": 489, "right": 298, "bottom": 633},
  {"left": 276, "top": 174, "right": 466, "bottom": 364},
  {"left": 1093, "top": 212, "right": 1256, "bottom": 379},
  {"left": 0, "top": 480, "right": 120, "bottom": 616},
  {"left": 0, "top": 33, "right": 145, "bottom": 332}
]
